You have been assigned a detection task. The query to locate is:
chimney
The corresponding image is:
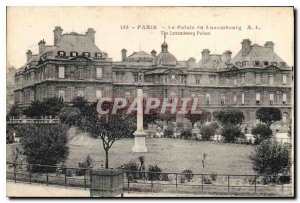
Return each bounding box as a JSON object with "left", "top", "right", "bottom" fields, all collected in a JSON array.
[
  {"left": 264, "top": 41, "right": 274, "bottom": 51},
  {"left": 201, "top": 49, "right": 210, "bottom": 64},
  {"left": 53, "top": 26, "right": 63, "bottom": 46},
  {"left": 86, "top": 28, "right": 96, "bottom": 43},
  {"left": 241, "top": 39, "right": 251, "bottom": 56},
  {"left": 151, "top": 50, "right": 157, "bottom": 57},
  {"left": 26, "top": 50, "right": 32, "bottom": 62},
  {"left": 221, "top": 50, "right": 232, "bottom": 63},
  {"left": 38, "top": 39, "right": 46, "bottom": 54},
  {"left": 121, "top": 49, "right": 127, "bottom": 61}
]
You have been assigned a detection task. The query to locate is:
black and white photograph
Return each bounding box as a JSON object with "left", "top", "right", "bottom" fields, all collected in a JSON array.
[{"left": 4, "top": 6, "right": 295, "bottom": 198}]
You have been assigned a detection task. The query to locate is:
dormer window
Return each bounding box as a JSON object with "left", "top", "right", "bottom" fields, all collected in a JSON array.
[
  {"left": 242, "top": 61, "right": 248, "bottom": 67},
  {"left": 58, "top": 51, "right": 65, "bottom": 57},
  {"left": 95, "top": 53, "right": 102, "bottom": 59},
  {"left": 264, "top": 61, "right": 269, "bottom": 66},
  {"left": 71, "top": 52, "right": 78, "bottom": 57},
  {"left": 280, "top": 62, "right": 286, "bottom": 67},
  {"left": 83, "top": 52, "right": 90, "bottom": 57},
  {"left": 271, "top": 62, "right": 278, "bottom": 66},
  {"left": 235, "top": 62, "right": 241, "bottom": 67},
  {"left": 254, "top": 61, "right": 260, "bottom": 66}
]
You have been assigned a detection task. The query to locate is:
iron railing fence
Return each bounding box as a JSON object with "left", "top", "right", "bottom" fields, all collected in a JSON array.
[{"left": 6, "top": 162, "right": 293, "bottom": 197}]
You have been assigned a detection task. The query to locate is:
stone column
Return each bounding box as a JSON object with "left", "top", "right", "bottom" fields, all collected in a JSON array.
[{"left": 132, "top": 85, "right": 148, "bottom": 152}]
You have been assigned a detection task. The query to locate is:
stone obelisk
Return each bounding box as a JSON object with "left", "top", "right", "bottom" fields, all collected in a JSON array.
[{"left": 132, "top": 70, "right": 148, "bottom": 152}]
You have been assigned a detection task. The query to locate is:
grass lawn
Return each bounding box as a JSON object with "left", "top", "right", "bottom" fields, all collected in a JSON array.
[
  {"left": 66, "top": 130, "right": 255, "bottom": 175},
  {"left": 6, "top": 130, "right": 255, "bottom": 175}
]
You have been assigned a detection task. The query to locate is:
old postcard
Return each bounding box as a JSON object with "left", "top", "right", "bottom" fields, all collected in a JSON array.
[{"left": 6, "top": 7, "right": 294, "bottom": 197}]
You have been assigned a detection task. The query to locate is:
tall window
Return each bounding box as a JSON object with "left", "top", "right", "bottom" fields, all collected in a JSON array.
[
  {"left": 220, "top": 94, "right": 225, "bottom": 105},
  {"left": 226, "top": 76, "right": 229, "bottom": 84},
  {"left": 233, "top": 95, "right": 237, "bottom": 104},
  {"left": 269, "top": 74, "right": 274, "bottom": 85},
  {"left": 195, "top": 75, "right": 202, "bottom": 84},
  {"left": 206, "top": 94, "right": 210, "bottom": 105},
  {"left": 256, "top": 93, "right": 261, "bottom": 104},
  {"left": 233, "top": 75, "right": 237, "bottom": 85},
  {"left": 77, "top": 90, "right": 84, "bottom": 97},
  {"left": 270, "top": 93, "right": 274, "bottom": 105},
  {"left": 78, "top": 68, "right": 84, "bottom": 80},
  {"left": 255, "top": 74, "right": 261, "bottom": 84},
  {"left": 96, "top": 67, "right": 103, "bottom": 78},
  {"left": 116, "top": 72, "right": 124, "bottom": 81},
  {"left": 58, "top": 66, "right": 65, "bottom": 79},
  {"left": 241, "top": 73, "right": 245, "bottom": 84},
  {"left": 133, "top": 73, "right": 139, "bottom": 82},
  {"left": 283, "top": 112, "right": 288, "bottom": 123},
  {"left": 283, "top": 93, "right": 287, "bottom": 104},
  {"left": 58, "top": 90, "right": 65, "bottom": 101},
  {"left": 96, "top": 90, "right": 102, "bottom": 100},
  {"left": 283, "top": 75, "right": 287, "bottom": 85},
  {"left": 125, "top": 92, "right": 131, "bottom": 102},
  {"left": 209, "top": 75, "right": 215, "bottom": 84},
  {"left": 242, "top": 93, "right": 245, "bottom": 104}
]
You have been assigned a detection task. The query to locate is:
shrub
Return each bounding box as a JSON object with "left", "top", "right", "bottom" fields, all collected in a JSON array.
[
  {"left": 20, "top": 124, "right": 69, "bottom": 173},
  {"left": 249, "top": 140, "right": 291, "bottom": 175},
  {"left": 182, "top": 169, "right": 194, "bottom": 182},
  {"left": 124, "top": 161, "right": 139, "bottom": 180},
  {"left": 147, "top": 165, "right": 162, "bottom": 181},
  {"left": 180, "top": 129, "right": 192, "bottom": 140},
  {"left": 203, "top": 176, "right": 212, "bottom": 184},
  {"left": 201, "top": 125, "right": 215, "bottom": 141},
  {"left": 66, "top": 169, "right": 73, "bottom": 177},
  {"left": 213, "top": 108, "right": 245, "bottom": 126},
  {"left": 210, "top": 172, "right": 218, "bottom": 181},
  {"left": 235, "top": 137, "right": 248, "bottom": 145},
  {"left": 179, "top": 175, "right": 186, "bottom": 183},
  {"left": 221, "top": 125, "right": 244, "bottom": 143},
  {"left": 252, "top": 124, "right": 273, "bottom": 144},
  {"left": 161, "top": 173, "right": 169, "bottom": 181},
  {"left": 164, "top": 127, "right": 174, "bottom": 138}
]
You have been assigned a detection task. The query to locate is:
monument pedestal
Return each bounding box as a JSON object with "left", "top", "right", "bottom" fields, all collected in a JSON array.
[{"left": 132, "top": 130, "right": 148, "bottom": 152}]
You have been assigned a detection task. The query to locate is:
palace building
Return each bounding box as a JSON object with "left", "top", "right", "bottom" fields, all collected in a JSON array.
[{"left": 14, "top": 27, "right": 293, "bottom": 132}]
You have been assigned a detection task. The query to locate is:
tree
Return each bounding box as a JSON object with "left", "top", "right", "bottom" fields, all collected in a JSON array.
[
  {"left": 201, "top": 125, "right": 216, "bottom": 141},
  {"left": 249, "top": 139, "right": 291, "bottom": 175},
  {"left": 81, "top": 101, "right": 134, "bottom": 169},
  {"left": 256, "top": 107, "right": 282, "bottom": 127},
  {"left": 71, "top": 96, "right": 89, "bottom": 111},
  {"left": 185, "top": 110, "right": 209, "bottom": 127},
  {"left": 252, "top": 124, "right": 273, "bottom": 144},
  {"left": 58, "top": 107, "right": 81, "bottom": 126},
  {"left": 43, "top": 97, "right": 64, "bottom": 117},
  {"left": 23, "top": 100, "right": 46, "bottom": 118},
  {"left": 20, "top": 124, "right": 69, "bottom": 172},
  {"left": 213, "top": 108, "right": 245, "bottom": 127},
  {"left": 22, "top": 97, "right": 64, "bottom": 119},
  {"left": 7, "top": 104, "right": 22, "bottom": 119},
  {"left": 221, "top": 125, "right": 244, "bottom": 143}
]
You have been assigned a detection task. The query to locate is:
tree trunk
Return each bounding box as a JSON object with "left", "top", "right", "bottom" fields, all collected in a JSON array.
[{"left": 105, "top": 149, "right": 109, "bottom": 169}]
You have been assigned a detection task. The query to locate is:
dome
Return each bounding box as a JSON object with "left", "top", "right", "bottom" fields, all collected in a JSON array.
[{"left": 154, "top": 41, "right": 177, "bottom": 66}]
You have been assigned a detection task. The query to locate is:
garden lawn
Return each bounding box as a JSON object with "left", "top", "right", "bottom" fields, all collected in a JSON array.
[
  {"left": 6, "top": 132, "right": 255, "bottom": 175},
  {"left": 66, "top": 132, "right": 254, "bottom": 175}
]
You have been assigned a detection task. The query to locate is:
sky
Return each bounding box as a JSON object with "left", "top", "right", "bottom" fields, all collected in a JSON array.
[{"left": 7, "top": 7, "right": 294, "bottom": 68}]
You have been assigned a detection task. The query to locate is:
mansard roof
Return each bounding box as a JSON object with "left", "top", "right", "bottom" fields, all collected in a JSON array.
[
  {"left": 54, "top": 33, "right": 102, "bottom": 55},
  {"left": 231, "top": 44, "right": 285, "bottom": 65}
]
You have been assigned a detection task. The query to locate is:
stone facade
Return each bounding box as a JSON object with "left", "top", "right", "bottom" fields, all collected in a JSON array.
[{"left": 14, "top": 27, "right": 293, "bottom": 132}]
